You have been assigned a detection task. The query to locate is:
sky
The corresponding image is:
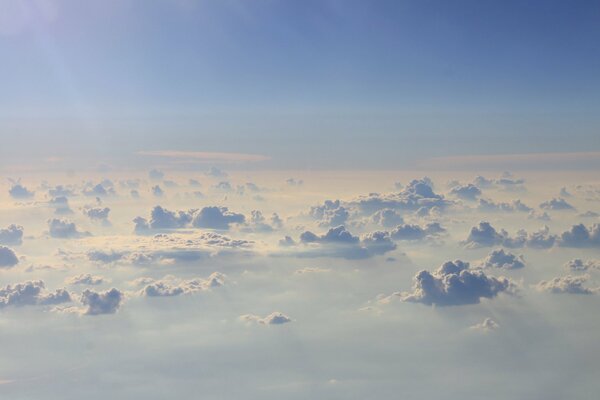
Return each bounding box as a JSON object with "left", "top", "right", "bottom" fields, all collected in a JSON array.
[{"left": 1, "top": 1, "right": 600, "bottom": 399}]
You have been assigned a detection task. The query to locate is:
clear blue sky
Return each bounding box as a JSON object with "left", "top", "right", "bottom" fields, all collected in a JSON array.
[{"left": 1, "top": 0, "right": 599, "bottom": 168}]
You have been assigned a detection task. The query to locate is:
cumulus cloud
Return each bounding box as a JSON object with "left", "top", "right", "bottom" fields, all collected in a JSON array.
[
  {"left": 478, "top": 249, "right": 525, "bottom": 270},
  {"left": 65, "top": 274, "right": 105, "bottom": 285},
  {"left": 48, "top": 185, "right": 74, "bottom": 197},
  {"left": 87, "top": 250, "right": 125, "bottom": 264},
  {"left": 463, "top": 222, "right": 556, "bottom": 249},
  {"left": 134, "top": 206, "right": 194, "bottom": 232},
  {"left": 83, "top": 183, "right": 115, "bottom": 197},
  {"left": 310, "top": 200, "right": 349, "bottom": 227},
  {"left": 540, "top": 198, "right": 575, "bottom": 211},
  {"left": 477, "top": 198, "right": 532, "bottom": 213},
  {"left": 564, "top": 259, "right": 600, "bottom": 272},
  {"left": 579, "top": 211, "right": 599, "bottom": 218},
  {"left": 137, "top": 272, "right": 226, "bottom": 297},
  {"left": 399, "top": 260, "right": 513, "bottom": 306},
  {"left": 8, "top": 180, "right": 34, "bottom": 199},
  {"left": 390, "top": 222, "right": 445, "bottom": 241},
  {"left": 449, "top": 184, "right": 481, "bottom": 200},
  {"left": 352, "top": 178, "right": 450, "bottom": 214},
  {"left": 285, "top": 178, "right": 303, "bottom": 186},
  {"left": 0, "top": 280, "right": 71, "bottom": 308},
  {"left": 192, "top": 206, "right": 245, "bottom": 230},
  {"left": 148, "top": 169, "right": 165, "bottom": 181},
  {"left": 470, "top": 318, "right": 499, "bottom": 332},
  {"left": 49, "top": 196, "right": 73, "bottom": 215},
  {"left": 48, "top": 219, "right": 90, "bottom": 239},
  {"left": 240, "top": 312, "right": 292, "bottom": 325},
  {"left": 80, "top": 288, "right": 124, "bottom": 315},
  {"left": 535, "top": 275, "right": 597, "bottom": 295},
  {"left": 371, "top": 209, "right": 404, "bottom": 228},
  {"left": 0, "top": 224, "right": 23, "bottom": 246},
  {"left": 83, "top": 207, "right": 110, "bottom": 221},
  {"left": 558, "top": 224, "right": 600, "bottom": 248},
  {"left": 0, "top": 246, "right": 19, "bottom": 268}
]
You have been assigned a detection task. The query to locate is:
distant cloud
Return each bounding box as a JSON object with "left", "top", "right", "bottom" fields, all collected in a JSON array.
[
  {"left": 80, "top": 288, "right": 123, "bottom": 315},
  {"left": 399, "top": 260, "right": 513, "bottom": 306},
  {"left": 65, "top": 274, "right": 105, "bottom": 285},
  {"left": 0, "top": 246, "right": 19, "bottom": 268},
  {"left": 8, "top": 182, "right": 34, "bottom": 199},
  {"left": 564, "top": 258, "right": 600, "bottom": 272},
  {"left": 0, "top": 280, "right": 71, "bottom": 308},
  {"left": 449, "top": 184, "right": 481, "bottom": 201},
  {"left": 0, "top": 225, "right": 23, "bottom": 246},
  {"left": 390, "top": 223, "right": 445, "bottom": 241},
  {"left": 535, "top": 275, "right": 597, "bottom": 295},
  {"left": 137, "top": 272, "right": 226, "bottom": 297},
  {"left": 371, "top": 209, "right": 404, "bottom": 228},
  {"left": 48, "top": 219, "right": 90, "bottom": 239},
  {"left": 478, "top": 249, "right": 525, "bottom": 270},
  {"left": 558, "top": 224, "right": 600, "bottom": 248},
  {"left": 148, "top": 169, "right": 165, "bottom": 181},
  {"left": 83, "top": 207, "right": 110, "bottom": 221},
  {"left": 192, "top": 206, "right": 245, "bottom": 230},
  {"left": 540, "top": 198, "right": 575, "bottom": 211},
  {"left": 240, "top": 312, "right": 292, "bottom": 325},
  {"left": 478, "top": 198, "right": 532, "bottom": 213},
  {"left": 310, "top": 200, "right": 349, "bottom": 227},
  {"left": 470, "top": 318, "right": 499, "bottom": 332},
  {"left": 463, "top": 222, "right": 556, "bottom": 249}
]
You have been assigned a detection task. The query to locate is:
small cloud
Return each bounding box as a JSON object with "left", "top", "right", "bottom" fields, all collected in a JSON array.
[
  {"left": 240, "top": 312, "right": 292, "bottom": 325},
  {"left": 470, "top": 318, "right": 499, "bottom": 332}
]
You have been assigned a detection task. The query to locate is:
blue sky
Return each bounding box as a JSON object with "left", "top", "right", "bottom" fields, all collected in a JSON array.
[{"left": 1, "top": 0, "right": 600, "bottom": 169}]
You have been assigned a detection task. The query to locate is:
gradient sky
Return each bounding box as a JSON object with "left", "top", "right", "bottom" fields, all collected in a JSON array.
[{"left": 1, "top": 0, "right": 600, "bottom": 169}]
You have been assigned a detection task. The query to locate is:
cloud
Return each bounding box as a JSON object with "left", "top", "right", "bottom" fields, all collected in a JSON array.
[
  {"left": 352, "top": 178, "right": 450, "bottom": 214},
  {"left": 134, "top": 206, "right": 194, "bottom": 232},
  {"left": 65, "top": 274, "right": 105, "bottom": 285},
  {"left": 540, "top": 198, "right": 575, "bottom": 211},
  {"left": 0, "top": 280, "right": 71, "bottom": 308},
  {"left": 463, "top": 222, "right": 556, "bottom": 249},
  {"left": 48, "top": 185, "right": 74, "bottom": 197},
  {"left": 579, "top": 211, "right": 599, "bottom": 218},
  {"left": 148, "top": 169, "right": 165, "bottom": 181},
  {"left": 0, "top": 224, "right": 23, "bottom": 246},
  {"left": 82, "top": 183, "right": 115, "bottom": 197},
  {"left": 80, "top": 288, "right": 124, "bottom": 315},
  {"left": 50, "top": 196, "right": 73, "bottom": 215},
  {"left": 558, "top": 224, "right": 600, "bottom": 247},
  {"left": 286, "top": 178, "right": 303, "bottom": 186},
  {"left": 8, "top": 182, "right": 34, "bottom": 199},
  {"left": 390, "top": 223, "right": 445, "bottom": 241},
  {"left": 87, "top": 250, "right": 125, "bottom": 264},
  {"left": 470, "top": 318, "right": 499, "bottom": 332},
  {"left": 48, "top": 219, "right": 90, "bottom": 239},
  {"left": 83, "top": 207, "right": 110, "bottom": 221},
  {"left": 137, "top": 272, "right": 226, "bottom": 297},
  {"left": 240, "top": 312, "right": 292, "bottom": 325},
  {"left": 478, "top": 249, "right": 525, "bottom": 270},
  {"left": 192, "top": 206, "right": 245, "bottom": 230},
  {"left": 535, "top": 275, "right": 597, "bottom": 295},
  {"left": 564, "top": 259, "right": 600, "bottom": 272},
  {"left": 0, "top": 246, "right": 19, "bottom": 268},
  {"left": 152, "top": 185, "right": 164, "bottom": 197},
  {"left": 449, "top": 184, "right": 481, "bottom": 200},
  {"left": 477, "top": 198, "right": 532, "bottom": 213},
  {"left": 309, "top": 200, "right": 349, "bottom": 227},
  {"left": 399, "top": 260, "right": 514, "bottom": 306},
  {"left": 371, "top": 209, "right": 404, "bottom": 228}
]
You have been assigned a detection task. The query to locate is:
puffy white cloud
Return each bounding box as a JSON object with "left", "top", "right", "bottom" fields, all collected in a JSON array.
[
  {"left": 65, "top": 274, "right": 105, "bottom": 285},
  {"left": 579, "top": 211, "right": 599, "bottom": 218},
  {"left": 205, "top": 166, "right": 228, "bottom": 178},
  {"left": 80, "top": 288, "right": 124, "bottom": 315},
  {"left": 0, "top": 224, "right": 23, "bottom": 246},
  {"left": 540, "top": 198, "right": 575, "bottom": 211},
  {"left": 48, "top": 219, "right": 90, "bottom": 239},
  {"left": 240, "top": 312, "right": 292, "bottom": 325},
  {"left": 48, "top": 185, "right": 74, "bottom": 197},
  {"left": 478, "top": 249, "right": 525, "bottom": 270},
  {"left": 0, "top": 246, "right": 19, "bottom": 268},
  {"left": 285, "top": 178, "right": 303, "bottom": 186},
  {"left": 310, "top": 200, "right": 349, "bottom": 227},
  {"left": 536, "top": 275, "right": 597, "bottom": 295},
  {"left": 399, "top": 260, "right": 513, "bottom": 306},
  {"left": 192, "top": 206, "right": 245, "bottom": 230},
  {"left": 0, "top": 280, "right": 71, "bottom": 308}
]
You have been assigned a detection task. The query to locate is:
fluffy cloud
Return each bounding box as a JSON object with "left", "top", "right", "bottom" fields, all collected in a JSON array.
[
  {"left": 83, "top": 207, "right": 110, "bottom": 221},
  {"left": 470, "top": 318, "right": 499, "bottom": 332},
  {"left": 0, "top": 281, "right": 71, "bottom": 308},
  {"left": 463, "top": 222, "right": 556, "bottom": 249},
  {"left": 558, "top": 224, "right": 600, "bottom": 247},
  {"left": 540, "top": 198, "right": 575, "bottom": 211},
  {"left": 0, "top": 246, "right": 19, "bottom": 268},
  {"left": 449, "top": 184, "right": 481, "bottom": 200},
  {"left": 477, "top": 198, "right": 532, "bottom": 213},
  {"left": 535, "top": 275, "right": 597, "bottom": 295},
  {"left": 399, "top": 260, "right": 513, "bottom": 306},
  {"left": 66, "top": 274, "right": 105, "bottom": 285},
  {"left": 48, "top": 219, "right": 90, "bottom": 239},
  {"left": 138, "top": 272, "right": 226, "bottom": 297},
  {"left": 352, "top": 178, "right": 449, "bottom": 214},
  {"left": 80, "top": 288, "right": 124, "bottom": 315},
  {"left": 192, "top": 206, "right": 245, "bottom": 230},
  {"left": 50, "top": 196, "right": 73, "bottom": 215},
  {"left": 87, "top": 250, "right": 125, "bottom": 264},
  {"left": 390, "top": 223, "right": 445, "bottom": 241},
  {"left": 240, "top": 312, "right": 292, "bottom": 325},
  {"left": 564, "top": 259, "right": 600, "bottom": 272},
  {"left": 371, "top": 209, "right": 404, "bottom": 228},
  {"left": 310, "top": 200, "right": 349, "bottom": 227},
  {"left": 8, "top": 182, "right": 34, "bottom": 199},
  {"left": 0, "top": 224, "right": 23, "bottom": 246},
  {"left": 478, "top": 249, "right": 525, "bottom": 270},
  {"left": 83, "top": 183, "right": 115, "bottom": 197},
  {"left": 134, "top": 206, "right": 194, "bottom": 232}
]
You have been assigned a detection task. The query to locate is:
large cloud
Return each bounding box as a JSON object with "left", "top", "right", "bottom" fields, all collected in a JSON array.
[
  {"left": 192, "top": 206, "right": 245, "bottom": 230},
  {"left": 558, "top": 224, "right": 600, "bottom": 247},
  {"left": 399, "top": 260, "right": 513, "bottom": 306},
  {"left": 0, "top": 224, "right": 23, "bottom": 246}
]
